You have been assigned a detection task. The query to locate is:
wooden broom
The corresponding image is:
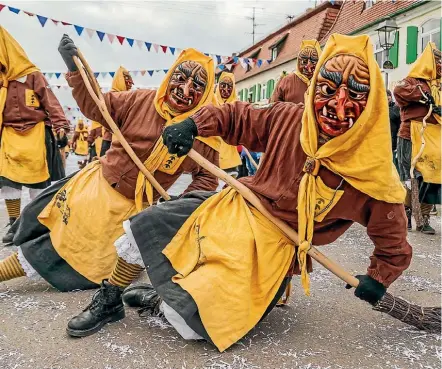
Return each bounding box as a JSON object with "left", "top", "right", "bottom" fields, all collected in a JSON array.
[{"left": 75, "top": 48, "right": 440, "bottom": 334}]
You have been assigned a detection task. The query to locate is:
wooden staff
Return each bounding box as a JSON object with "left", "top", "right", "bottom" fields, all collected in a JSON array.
[
  {"left": 72, "top": 51, "right": 171, "bottom": 201},
  {"left": 242, "top": 147, "right": 259, "bottom": 170}
]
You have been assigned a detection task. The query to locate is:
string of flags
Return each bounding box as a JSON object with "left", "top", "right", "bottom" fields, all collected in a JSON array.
[
  {"left": 0, "top": 3, "right": 271, "bottom": 71},
  {"left": 43, "top": 69, "right": 170, "bottom": 79},
  {"left": 51, "top": 84, "right": 158, "bottom": 92}
]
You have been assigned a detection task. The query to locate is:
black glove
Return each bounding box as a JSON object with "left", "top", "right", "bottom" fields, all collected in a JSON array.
[
  {"left": 58, "top": 34, "right": 78, "bottom": 72},
  {"left": 158, "top": 195, "right": 180, "bottom": 204},
  {"left": 432, "top": 105, "right": 441, "bottom": 116},
  {"left": 345, "top": 275, "right": 386, "bottom": 305},
  {"left": 162, "top": 118, "right": 198, "bottom": 157},
  {"left": 422, "top": 91, "right": 435, "bottom": 106}
]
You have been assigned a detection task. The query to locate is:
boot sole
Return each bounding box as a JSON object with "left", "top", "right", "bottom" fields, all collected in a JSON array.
[{"left": 66, "top": 307, "right": 125, "bottom": 338}]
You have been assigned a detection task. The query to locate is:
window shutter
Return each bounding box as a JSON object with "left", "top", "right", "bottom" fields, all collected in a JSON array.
[
  {"left": 250, "top": 85, "right": 256, "bottom": 102},
  {"left": 406, "top": 26, "right": 418, "bottom": 64},
  {"left": 238, "top": 89, "right": 243, "bottom": 101},
  {"left": 244, "top": 87, "right": 249, "bottom": 102},
  {"left": 266, "top": 79, "right": 275, "bottom": 98},
  {"left": 389, "top": 31, "right": 399, "bottom": 68},
  {"left": 256, "top": 84, "right": 262, "bottom": 101}
]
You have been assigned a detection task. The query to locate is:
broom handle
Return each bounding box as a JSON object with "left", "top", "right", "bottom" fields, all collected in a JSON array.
[
  {"left": 187, "top": 149, "right": 360, "bottom": 288},
  {"left": 72, "top": 53, "right": 171, "bottom": 201},
  {"left": 242, "top": 147, "right": 259, "bottom": 170}
]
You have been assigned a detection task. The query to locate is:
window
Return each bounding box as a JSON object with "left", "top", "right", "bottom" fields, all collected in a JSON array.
[
  {"left": 268, "top": 33, "right": 289, "bottom": 62},
  {"left": 374, "top": 39, "right": 386, "bottom": 68},
  {"left": 271, "top": 47, "right": 278, "bottom": 61},
  {"left": 420, "top": 19, "right": 440, "bottom": 52},
  {"left": 364, "top": 0, "right": 375, "bottom": 10},
  {"left": 261, "top": 83, "right": 267, "bottom": 101}
]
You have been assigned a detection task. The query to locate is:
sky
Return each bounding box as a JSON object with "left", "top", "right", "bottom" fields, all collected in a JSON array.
[{"left": 0, "top": 0, "right": 315, "bottom": 111}]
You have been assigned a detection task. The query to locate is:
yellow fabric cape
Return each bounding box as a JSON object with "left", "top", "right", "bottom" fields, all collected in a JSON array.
[
  {"left": 294, "top": 39, "right": 322, "bottom": 86},
  {"left": 0, "top": 26, "right": 39, "bottom": 130},
  {"left": 408, "top": 42, "right": 441, "bottom": 124},
  {"left": 215, "top": 71, "right": 237, "bottom": 104},
  {"left": 111, "top": 66, "right": 129, "bottom": 92},
  {"left": 135, "top": 48, "right": 221, "bottom": 210},
  {"left": 297, "top": 34, "right": 406, "bottom": 294}
]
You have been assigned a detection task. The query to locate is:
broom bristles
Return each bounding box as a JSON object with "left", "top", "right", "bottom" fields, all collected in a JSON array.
[{"left": 373, "top": 292, "right": 441, "bottom": 333}]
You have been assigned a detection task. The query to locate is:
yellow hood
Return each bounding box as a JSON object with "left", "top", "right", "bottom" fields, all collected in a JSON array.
[
  {"left": 111, "top": 66, "right": 130, "bottom": 92},
  {"left": 215, "top": 71, "right": 237, "bottom": 104}
]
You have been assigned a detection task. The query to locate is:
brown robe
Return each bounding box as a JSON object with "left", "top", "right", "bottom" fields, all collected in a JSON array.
[
  {"left": 87, "top": 126, "right": 102, "bottom": 145},
  {"left": 394, "top": 77, "right": 438, "bottom": 140},
  {"left": 192, "top": 101, "right": 412, "bottom": 287},
  {"left": 270, "top": 73, "right": 308, "bottom": 104},
  {"left": 1, "top": 71, "right": 69, "bottom": 132},
  {"left": 66, "top": 71, "right": 219, "bottom": 200}
]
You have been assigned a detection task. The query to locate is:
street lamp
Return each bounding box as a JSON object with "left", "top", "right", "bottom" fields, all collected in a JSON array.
[{"left": 375, "top": 18, "right": 399, "bottom": 88}]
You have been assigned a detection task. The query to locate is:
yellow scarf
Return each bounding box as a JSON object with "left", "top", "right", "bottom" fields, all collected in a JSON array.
[
  {"left": 294, "top": 39, "right": 322, "bottom": 86},
  {"left": 0, "top": 26, "right": 39, "bottom": 130},
  {"left": 408, "top": 42, "right": 441, "bottom": 124},
  {"left": 135, "top": 48, "right": 220, "bottom": 210},
  {"left": 111, "top": 66, "right": 130, "bottom": 92},
  {"left": 297, "top": 34, "right": 406, "bottom": 295},
  {"left": 215, "top": 71, "right": 237, "bottom": 104}
]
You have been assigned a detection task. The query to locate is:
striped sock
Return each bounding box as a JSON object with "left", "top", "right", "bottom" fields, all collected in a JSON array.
[
  {"left": 420, "top": 203, "right": 433, "bottom": 216},
  {"left": 0, "top": 253, "right": 26, "bottom": 281},
  {"left": 108, "top": 257, "right": 144, "bottom": 288},
  {"left": 5, "top": 199, "right": 21, "bottom": 219}
]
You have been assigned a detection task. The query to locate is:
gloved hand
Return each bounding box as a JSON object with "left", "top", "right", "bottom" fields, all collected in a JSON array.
[
  {"left": 345, "top": 274, "right": 386, "bottom": 305},
  {"left": 162, "top": 118, "right": 198, "bottom": 157},
  {"left": 158, "top": 195, "right": 180, "bottom": 204},
  {"left": 58, "top": 34, "right": 78, "bottom": 72},
  {"left": 432, "top": 105, "right": 441, "bottom": 116}
]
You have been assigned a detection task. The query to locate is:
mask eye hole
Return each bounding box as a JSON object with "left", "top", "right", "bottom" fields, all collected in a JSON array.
[
  {"left": 349, "top": 90, "right": 367, "bottom": 100},
  {"left": 320, "top": 84, "right": 336, "bottom": 97}
]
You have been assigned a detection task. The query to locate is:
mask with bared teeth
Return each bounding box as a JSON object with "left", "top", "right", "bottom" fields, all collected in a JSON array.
[
  {"left": 314, "top": 54, "right": 370, "bottom": 141},
  {"left": 165, "top": 61, "right": 207, "bottom": 114}
]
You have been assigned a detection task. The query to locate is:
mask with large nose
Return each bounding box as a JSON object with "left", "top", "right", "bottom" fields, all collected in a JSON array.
[
  {"left": 165, "top": 61, "right": 207, "bottom": 114},
  {"left": 298, "top": 47, "right": 319, "bottom": 80},
  {"left": 314, "top": 54, "right": 370, "bottom": 139}
]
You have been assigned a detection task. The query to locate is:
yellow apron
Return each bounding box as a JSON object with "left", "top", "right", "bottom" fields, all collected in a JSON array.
[
  {"left": 219, "top": 141, "right": 242, "bottom": 169},
  {"left": 0, "top": 121, "right": 49, "bottom": 184},
  {"left": 163, "top": 187, "right": 295, "bottom": 352},
  {"left": 95, "top": 135, "right": 103, "bottom": 158},
  {"left": 75, "top": 132, "right": 88, "bottom": 156},
  {"left": 411, "top": 120, "right": 441, "bottom": 184},
  {"left": 38, "top": 161, "right": 137, "bottom": 283}
]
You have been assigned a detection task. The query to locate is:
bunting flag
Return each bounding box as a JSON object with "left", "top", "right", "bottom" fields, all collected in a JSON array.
[{"left": 0, "top": 3, "right": 272, "bottom": 71}]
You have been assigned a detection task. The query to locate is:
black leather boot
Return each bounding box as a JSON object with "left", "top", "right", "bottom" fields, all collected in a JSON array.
[
  {"left": 66, "top": 280, "right": 125, "bottom": 337},
  {"left": 2, "top": 217, "right": 17, "bottom": 245},
  {"left": 122, "top": 284, "right": 162, "bottom": 316}
]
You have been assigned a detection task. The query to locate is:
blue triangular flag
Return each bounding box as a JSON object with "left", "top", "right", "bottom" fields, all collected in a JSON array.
[
  {"left": 55, "top": 73, "right": 61, "bottom": 79},
  {"left": 218, "top": 64, "right": 225, "bottom": 70},
  {"left": 74, "top": 25, "right": 84, "bottom": 36},
  {"left": 94, "top": 72, "right": 99, "bottom": 78},
  {"left": 163, "top": 69, "right": 168, "bottom": 74},
  {"left": 109, "top": 72, "right": 115, "bottom": 78},
  {"left": 145, "top": 42, "right": 152, "bottom": 51},
  {"left": 36, "top": 15, "right": 48, "bottom": 27},
  {"left": 147, "top": 70, "right": 154, "bottom": 76},
  {"left": 96, "top": 31, "right": 105, "bottom": 41},
  {"left": 127, "top": 38, "right": 134, "bottom": 47},
  {"left": 8, "top": 7, "right": 20, "bottom": 14},
  {"left": 233, "top": 56, "right": 239, "bottom": 63},
  {"left": 216, "top": 55, "right": 222, "bottom": 64},
  {"left": 243, "top": 58, "right": 249, "bottom": 64},
  {"left": 204, "top": 53, "right": 209, "bottom": 56},
  {"left": 257, "top": 59, "right": 263, "bottom": 67},
  {"left": 169, "top": 47, "right": 175, "bottom": 55}
]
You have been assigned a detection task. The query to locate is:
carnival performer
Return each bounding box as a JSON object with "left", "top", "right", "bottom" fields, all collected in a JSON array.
[
  {"left": 72, "top": 118, "right": 89, "bottom": 156},
  {"left": 271, "top": 40, "right": 321, "bottom": 103},
  {"left": 0, "top": 26, "right": 68, "bottom": 244},
  {"left": 87, "top": 120, "right": 103, "bottom": 161},
  {"left": 0, "top": 35, "right": 222, "bottom": 308},
  {"left": 394, "top": 42, "right": 441, "bottom": 235},
  {"left": 100, "top": 66, "right": 134, "bottom": 156},
  {"left": 69, "top": 34, "right": 411, "bottom": 350},
  {"left": 213, "top": 71, "right": 241, "bottom": 173}
]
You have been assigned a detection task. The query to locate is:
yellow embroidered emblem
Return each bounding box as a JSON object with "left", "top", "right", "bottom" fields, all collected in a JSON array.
[{"left": 25, "top": 89, "right": 40, "bottom": 108}]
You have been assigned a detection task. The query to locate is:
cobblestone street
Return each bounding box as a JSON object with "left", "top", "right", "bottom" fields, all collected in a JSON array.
[{"left": 0, "top": 154, "right": 440, "bottom": 369}]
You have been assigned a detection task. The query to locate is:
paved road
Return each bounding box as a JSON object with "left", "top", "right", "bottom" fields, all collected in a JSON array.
[{"left": 0, "top": 154, "right": 440, "bottom": 369}]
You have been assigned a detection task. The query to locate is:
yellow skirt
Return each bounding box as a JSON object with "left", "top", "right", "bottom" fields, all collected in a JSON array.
[
  {"left": 0, "top": 122, "right": 49, "bottom": 184},
  {"left": 75, "top": 138, "right": 89, "bottom": 156},
  {"left": 163, "top": 187, "right": 295, "bottom": 352},
  {"left": 38, "top": 161, "right": 137, "bottom": 283},
  {"left": 411, "top": 120, "right": 441, "bottom": 184}
]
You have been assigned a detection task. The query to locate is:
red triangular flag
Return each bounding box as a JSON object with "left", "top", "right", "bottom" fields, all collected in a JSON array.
[
  {"left": 116, "top": 36, "right": 125, "bottom": 45},
  {"left": 51, "top": 19, "right": 59, "bottom": 25},
  {"left": 0, "top": 5, "right": 5, "bottom": 12},
  {"left": 160, "top": 45, "right": 167, "bottom": 54},
  {"left": 24, "top": 11, "right": 34, "bottom": 16}
]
